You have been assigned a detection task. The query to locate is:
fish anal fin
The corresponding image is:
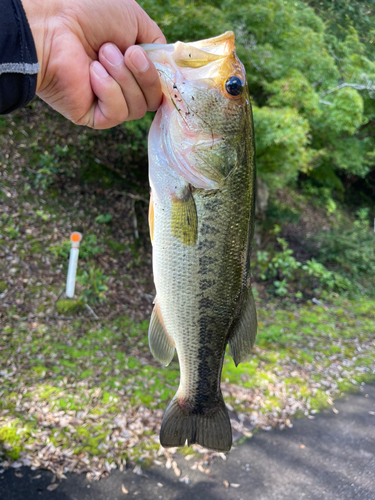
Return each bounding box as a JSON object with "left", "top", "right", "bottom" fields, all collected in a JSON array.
[
  {"left": 149, "top": 302, "right": 175, "bottom": 366},
  {"left": 228, "top": 287, "right": 257, "bottom": 367},
  {"left": 160, "top": 395, "right": 232, "bottom": 452},
  {"left": 149, "top": 191, "right": 154, "bottom": 244},
  {"left": 171, "top": 187, "right": 198, "bottom": 246}
]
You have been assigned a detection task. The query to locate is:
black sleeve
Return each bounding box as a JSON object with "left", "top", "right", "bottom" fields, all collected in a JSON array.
[{"left": 0, "top": 0, "right": 39, "bottom": 114}]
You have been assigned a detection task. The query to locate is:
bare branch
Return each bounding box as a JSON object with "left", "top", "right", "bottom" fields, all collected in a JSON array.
[
  {"left": 319, "top": 99, "right": 333, "bottom": 106},
  {"left": 320, "top": 82, "right": 375, "bottom": 97}
]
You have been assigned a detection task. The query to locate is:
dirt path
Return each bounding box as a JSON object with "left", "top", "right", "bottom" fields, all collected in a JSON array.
[{"left": 1, "top": 384, "right": 374, "bottom": 500}]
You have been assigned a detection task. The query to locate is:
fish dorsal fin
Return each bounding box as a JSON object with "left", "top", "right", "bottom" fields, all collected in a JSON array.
[
  {"left": 228, "top": 287, "right": 257, "bottom": 366},
  {"left": 171, "top": 187, "right": 198, "bottom": 246},
  {"left": 149, "top": 302, "right": 175, "bottom": 366}
]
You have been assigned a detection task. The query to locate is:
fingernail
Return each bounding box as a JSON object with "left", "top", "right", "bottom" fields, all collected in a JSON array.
[
  {"left": 92, "top": 61, "right": 108, "bottom": 78},
  {"left": 129, "top": 47, "right": 149, "bottom": 72},
  {"left": 103, "top": 44, "right": 123, "bottom": 66}
]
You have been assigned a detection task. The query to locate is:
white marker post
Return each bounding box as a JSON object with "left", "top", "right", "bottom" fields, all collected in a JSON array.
[{"left": 66, "top": 232, "right": 82, "bottom": 298}]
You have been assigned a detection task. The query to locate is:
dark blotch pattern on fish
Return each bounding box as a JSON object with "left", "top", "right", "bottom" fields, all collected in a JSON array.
[
  {"left": 199, "top": 255, "right": 217, "bottom": 275},
  {"left": 198, "top": 278, "right": 216, "bottom": 291}
]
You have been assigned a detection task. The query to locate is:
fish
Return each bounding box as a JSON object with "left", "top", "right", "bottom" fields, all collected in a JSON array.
[{"left": 142, "top": 31, "right": 257, "bottom": 452}]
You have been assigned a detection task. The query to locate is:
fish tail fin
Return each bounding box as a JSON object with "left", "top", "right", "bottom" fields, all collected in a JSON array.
[{"left": 160, "top": 395, "right": 232, "bottom": 452}]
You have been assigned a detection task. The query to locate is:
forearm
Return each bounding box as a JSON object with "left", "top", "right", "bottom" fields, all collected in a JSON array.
[{"left": 0, "top": 0, "right": 39, "bottom": 114}]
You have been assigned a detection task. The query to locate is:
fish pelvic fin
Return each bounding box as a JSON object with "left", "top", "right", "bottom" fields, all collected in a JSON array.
[
  {"left": 149, "top": 302, "right": 175, "bottom": 366},
  {"left": 160, "top": 395, "right": 232, "bottom": 452},
  {"left": 229, "top": 287, "right": 257, "bottom": 367}
]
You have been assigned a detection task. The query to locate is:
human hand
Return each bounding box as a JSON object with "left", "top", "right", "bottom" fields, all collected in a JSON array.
[{"left": 22, "top": 0, "right": 165, "bottom": 128}]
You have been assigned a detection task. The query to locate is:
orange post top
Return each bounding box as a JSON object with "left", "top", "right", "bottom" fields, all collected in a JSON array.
[{"left": 70, "top": 232, "right": 82, "bottom": 243}]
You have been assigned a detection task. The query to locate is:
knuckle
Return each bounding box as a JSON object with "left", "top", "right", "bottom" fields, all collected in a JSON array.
[
  {"left": 118, "top": 109, "right": 130, "bottom": 123},
  {"left": 128, "top": 104, "right": 147, "bottom": 122}
]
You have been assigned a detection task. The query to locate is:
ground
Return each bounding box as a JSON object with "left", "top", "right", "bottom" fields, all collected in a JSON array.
[{"left": 0, "top": 383, "right": 374, "bottom": 499}]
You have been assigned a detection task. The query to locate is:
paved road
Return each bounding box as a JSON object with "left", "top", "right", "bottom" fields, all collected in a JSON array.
[{"left": 1, "top": 385, "right": 374, "bottom": 500}]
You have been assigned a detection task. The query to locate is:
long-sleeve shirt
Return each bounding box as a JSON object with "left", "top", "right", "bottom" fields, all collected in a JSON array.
[{"left": 0, "top": 0, "right": 39, "bottom": 114}]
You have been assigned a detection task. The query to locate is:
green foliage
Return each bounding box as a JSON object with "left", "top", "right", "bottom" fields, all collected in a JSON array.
[
  {"left": 34, "top": 152, "right": 59, "bottom": 190},
  {"left": 2, "top": 221, "right": 19, "bottom": 240},
  {"left": 315, "top": 209, "right": 375, "bottom": 296},
  {"left": 323, "top": 87, "right": 364, "bottom": 135},
  {"left": 257, "top": 238, "right": 301, "bottom": 281},
  {"left": 33, "top": 145, "right": 72, "bottom": 190},
  {"left": 95, "top": 213, "right": 113, "bottom": 224},
  {"left": 254, "top": 235, "right": 352, "bottom": 297},
  {"left": 139, "top": 0, "right": 375, "bottom": 195},
  {"left": 76, "top": 267, "right": 109, "bottom": 304},
  {"left": 56, "top": 299, "right": 85, "bottom": 315},
  {"left": 254, "top": 106, "right": 311, "bottom": 184},
  {"left": 302, "top": 259, "right": 351, "bottom": 292},
  {"left": 266, "top": 70, "right": 322, "bottom": 118},
  {"left": 307, "top": 0, "right": 375, "bottom": 52}
]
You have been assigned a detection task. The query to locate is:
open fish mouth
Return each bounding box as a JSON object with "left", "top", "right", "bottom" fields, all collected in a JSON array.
[
  {"left": 141, "top": 31, "right": 246, "bottom": 95},
  {"left": 142, "top": 31, "right": 236, "bottom": 61}
]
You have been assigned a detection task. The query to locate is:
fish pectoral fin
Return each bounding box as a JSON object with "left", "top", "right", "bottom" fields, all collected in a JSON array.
[
  {"left": 228, "top": 287, "right": 257, "bottom": 367},
  {"left": 149, "top": 302, "right": 175, "bottom": 366},
  {"left": 171, "top": 187, "right": 198, "bottom": 246}
]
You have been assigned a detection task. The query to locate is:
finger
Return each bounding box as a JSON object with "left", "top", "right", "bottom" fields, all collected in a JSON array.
[
  {"left": 132, "top": 0, "right": 167, "bottom": 44},
  {"left": 124, "top": 46, "right": 162, "bottom": 112},
  {"left": 99, "top": 44, "right": 149, "bottom": 120},
  {"left": 84, "top": 61, "right": 130, "bottom": 129}
]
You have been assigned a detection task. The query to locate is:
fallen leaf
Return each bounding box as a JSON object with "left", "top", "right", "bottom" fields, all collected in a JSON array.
[
  {"left": 46, "top": 483, "right": 59, "bottom": 491},
  {"left": 179, "top": 475, "right": 190, "bottom": 484},
  {"left": 231, "top": 483, "right": 240, "bottom": 488},
  {"left": 133, "top": 465, "right": 142, "bottom": 475},
  {"left": 300, "top": 444, "right": 306, "bottom": 449},
  {"left": 172, "top": 461, "right": 181, "bottom": 477},
  {"left": 223, "top": 480, "right": 229, "bottom": 488},
  {"left": 121, "top": 484, "right": 128, "bottom": 494},
  {"left": 11, "top": 461, "right": 23, "bottom": 468},
  {"left": 157, "top": 483, "right": 163, "bottom": 487}
]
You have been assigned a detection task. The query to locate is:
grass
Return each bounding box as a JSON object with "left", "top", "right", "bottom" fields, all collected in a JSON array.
[{"left": 1, "top": 298, "right": 374, "bottom": 471}]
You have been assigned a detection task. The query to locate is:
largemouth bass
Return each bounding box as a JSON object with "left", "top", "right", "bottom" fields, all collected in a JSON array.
[{"left": 143, "top": 31, "right": 256, "bottom": 452}]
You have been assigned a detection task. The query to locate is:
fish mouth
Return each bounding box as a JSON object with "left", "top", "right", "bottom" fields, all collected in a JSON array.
[
  {"left": 141, "top": 31, "right": 236, "bottom": 61},
  {"left": 141, "top": 31, "right": 242, "bottom": 85},
  {"left": 142, "top": 31, "right": 246, "bottom": 98}
]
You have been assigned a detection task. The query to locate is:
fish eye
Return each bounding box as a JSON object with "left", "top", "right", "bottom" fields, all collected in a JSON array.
[{"left": 225, "top": 76, "right": 244, "bottom": 97}]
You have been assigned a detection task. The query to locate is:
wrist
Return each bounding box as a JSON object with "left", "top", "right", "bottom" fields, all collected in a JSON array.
[{"left": 21, "top": 0, "right": 49, "bottom": 92}]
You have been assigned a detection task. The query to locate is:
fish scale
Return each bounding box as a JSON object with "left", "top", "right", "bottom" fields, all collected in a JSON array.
[{"left": 143, "top": 31, "right": 257, "bottom": 452}]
